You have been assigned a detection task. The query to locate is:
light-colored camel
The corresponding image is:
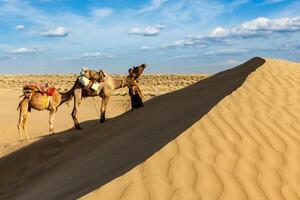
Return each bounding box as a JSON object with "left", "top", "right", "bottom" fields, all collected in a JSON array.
[
  {"left": 17, "top": 89, "right": 73, "bottom": 140},
  {"left": 71, "top": 64, "right": 146, "bottom": 129}
]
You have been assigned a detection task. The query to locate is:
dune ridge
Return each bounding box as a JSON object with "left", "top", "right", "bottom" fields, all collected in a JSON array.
[
  {"left": 82, "top": 58, "right": 300, "bottom": 200},
  {"left": 1, "top": 57, "right": 300, "bottom": 199}
]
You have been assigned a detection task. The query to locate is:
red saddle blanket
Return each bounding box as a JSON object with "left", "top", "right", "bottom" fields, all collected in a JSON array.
[{"left": 23, "top": 84, "right": 56, "bottom": 96}]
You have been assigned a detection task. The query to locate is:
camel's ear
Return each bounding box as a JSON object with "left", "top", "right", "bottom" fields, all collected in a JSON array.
[{"left": 99, "top": 69, "right": 105, "bottom": 77}]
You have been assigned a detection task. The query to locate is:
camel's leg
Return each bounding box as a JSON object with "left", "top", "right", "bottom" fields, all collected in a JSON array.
[
  {"left": 72, "top": 88, "right": 82, "bottom": 129},
  {"left": 23, "top": 110, "right": 31, "bottom": 140},
  {"left": 100, "top": 96, "right": 110, "bottom": 123},
  {"left": 17, "top": 109, "right": 25, "bottom": 140},
  {"left": 17, "top": 98, "right": 29, "bottom": 140},
  {"left": 49, "top": 108, "right": 56, "bottom": 134}
]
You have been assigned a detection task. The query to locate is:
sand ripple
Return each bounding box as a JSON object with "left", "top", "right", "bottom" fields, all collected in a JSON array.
[{"left": 83, "top": 58, "right": 300, "bottom": 200}]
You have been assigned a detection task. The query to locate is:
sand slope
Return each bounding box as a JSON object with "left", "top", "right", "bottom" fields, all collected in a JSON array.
[
  {"left": 82, "top": 57, "right": 300, "bottom": 200},
  {"left": 1, "top": 57, "right": 300, "bottom": 199}
]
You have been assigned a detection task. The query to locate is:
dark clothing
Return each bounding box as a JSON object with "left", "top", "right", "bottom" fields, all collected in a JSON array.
[
  {"left": 129, "top": 87, "right": 144, "bottom": 110},
  {"left": 126, "top": 64, "right": 146, "bottom": 110}
]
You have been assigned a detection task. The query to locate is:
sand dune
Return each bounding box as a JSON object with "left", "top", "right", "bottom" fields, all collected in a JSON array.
[
  {"left": 81, "top": 57, "right": 300, "bottom": 200},
  {"left": 1, "top": 57, "right": 300, "bottom": 200}
]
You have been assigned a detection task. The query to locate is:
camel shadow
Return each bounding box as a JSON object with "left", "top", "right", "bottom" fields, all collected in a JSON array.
[{"left": 0, "top": 57, "right": 265, "bottom": 199}]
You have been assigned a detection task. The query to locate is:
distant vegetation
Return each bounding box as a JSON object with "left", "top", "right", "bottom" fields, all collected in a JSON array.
[{"left": 0, "top": 74, "right": 209, "bottom": 96}]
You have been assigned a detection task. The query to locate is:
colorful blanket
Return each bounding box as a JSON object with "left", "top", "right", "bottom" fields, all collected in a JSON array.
[{"left": 23, "top": 83, "right": 56, "bottom": 97}]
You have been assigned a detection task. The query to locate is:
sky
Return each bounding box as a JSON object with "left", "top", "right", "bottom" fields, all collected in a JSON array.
[{"left": 0, "top": 0, "right": 300, "bottom": 74}]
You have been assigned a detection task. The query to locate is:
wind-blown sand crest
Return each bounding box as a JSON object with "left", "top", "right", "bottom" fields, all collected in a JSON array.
[{"left": 1, "top": 57, "right": 300, "bottom": 200}]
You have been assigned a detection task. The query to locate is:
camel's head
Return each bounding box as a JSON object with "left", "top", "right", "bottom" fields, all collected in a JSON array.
[
  {"left": 129, "top": 63, "right": 147, "bottom": 80},
  {"left": 98, "top": 69, "right": 106, "bottom": 82}
]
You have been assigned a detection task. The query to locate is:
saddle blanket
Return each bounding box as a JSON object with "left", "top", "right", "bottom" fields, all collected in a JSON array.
[{"left": 23, "top": 83, "right": 56, "bottom": 97}]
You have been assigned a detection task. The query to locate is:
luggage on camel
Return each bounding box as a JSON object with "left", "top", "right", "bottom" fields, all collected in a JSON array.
[{"left": 79, "top": 67, "right": 105, "bottom": 93}]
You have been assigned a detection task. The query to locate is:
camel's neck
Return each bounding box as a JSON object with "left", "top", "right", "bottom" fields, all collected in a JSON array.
[
  {"left": 57, "top": 91, "right": 72, "bottom": 107},
  {"left": 59, "top": 84, "right": 76, "bottom": 106},
  {"left": 58, "top": 78, "right": 79, "bottom": 106},
  {"left": 112, "top": 77, "right": 126, "bottom": 90},
  {"left": 60, "top": 91, "right": 73, "bottom": 105}
]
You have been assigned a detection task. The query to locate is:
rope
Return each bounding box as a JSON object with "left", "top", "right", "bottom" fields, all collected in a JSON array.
[{"left": 92, "top": 97, "right": 100, "bottom": 117}]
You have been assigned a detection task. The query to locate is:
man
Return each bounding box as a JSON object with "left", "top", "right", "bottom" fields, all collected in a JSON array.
[{"left": 127, "top": 68, "right": 144, "bottom": 110}]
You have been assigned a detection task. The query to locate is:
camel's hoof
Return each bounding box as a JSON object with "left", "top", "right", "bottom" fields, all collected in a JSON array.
[
  {"left": 100, "top": 119, "right": 105, "bottom": 123},
  {"left": 75, "top": 125, "right": 82, "bottom": 130}
]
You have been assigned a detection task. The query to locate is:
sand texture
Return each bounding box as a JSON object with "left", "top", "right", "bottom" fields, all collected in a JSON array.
[{"left": 1, "top": 57, "right": 300, "bottom": 200}]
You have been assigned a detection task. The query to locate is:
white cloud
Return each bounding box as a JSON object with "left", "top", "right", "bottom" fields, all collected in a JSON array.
[
  {"left": 224, "top": 59, "right": 241, "bottom": 66},
  {"left": 128, "top": 25, "right": 165, "bottom": 36},
  {"left": 138, "top": 0, "right": 169, "bottom": 13},
  {"left": 41, "top": 27, "right": 69, "bottom": 37},
  {"left": 15, "top": 24, "right": 25, "bottom": 30},
  {"left": 258, "top": 0, "right": 286, "bottom": 6},
  {"left": 91, "top": 8, "right": 113, "bottom": 19},
  {"left": 166, "top": 16, "right": 300, "bottom": 48},
  {"left": 161, "top": 36, "right": 208, "bottom": 48},
  {"left": 64, "top": 52, "right": 113, "bottom": 60},
  {"left": 210, "top": 27, "right": 228, "bottom": 38},
  {"left": 174, "top": 54, "right": 197, "bottom": 59},
  {"left": 8, "top": 47, "right": 40, "bottom": 54},
  {"left": 210, "top": 16, "right": 300, "bottom": 39},
  {"left": 161, "top": 34, "right": 232, "bottom": 49},
  {"left": 205, "top": 48, "right": 248, "bottom": 55},
  {"left": 141, "top": 45, "right": 150, "bottom": 50},
  {"left": 159, "top": 16, "right": 300, "bottom": 49},
  {"left": 208, "top": 59, "right": 242, "bottom": 68}
]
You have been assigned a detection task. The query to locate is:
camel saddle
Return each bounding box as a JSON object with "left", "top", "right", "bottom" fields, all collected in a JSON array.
[{"left": 23, "top": 83, "right": 56, "bottom": 97}]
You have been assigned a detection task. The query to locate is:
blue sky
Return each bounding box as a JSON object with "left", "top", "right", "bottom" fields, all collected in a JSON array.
[{"left": 0, "top": 0, "right": 299, "bottom": 73}]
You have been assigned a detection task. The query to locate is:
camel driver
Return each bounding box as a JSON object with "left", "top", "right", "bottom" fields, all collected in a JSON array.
[{"left": 127, "top": 68, "right": 144, "bottom": 110}]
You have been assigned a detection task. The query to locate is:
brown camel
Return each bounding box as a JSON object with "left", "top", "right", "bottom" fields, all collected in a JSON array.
[
  {"left": 17, "top": 87, "right": 73, "bottom": 140},
  {"left": 71, "top": 63, "right": 146, "bottom": 129}
]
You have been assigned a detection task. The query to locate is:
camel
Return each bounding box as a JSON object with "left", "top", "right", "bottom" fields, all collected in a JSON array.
[
  {"left": 71, "top": 64, "right": 146, "bottom": 129},
  {"left": 17, "top": 87, "right": 73, "bottom": 140}
]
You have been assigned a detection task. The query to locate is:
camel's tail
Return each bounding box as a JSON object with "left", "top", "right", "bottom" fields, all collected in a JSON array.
[
  {"left": 17, "top": 98, "right": 25, "bottom": 111},
  {"left": 17, "top": 102, "right": 21, "bottom": 111}
]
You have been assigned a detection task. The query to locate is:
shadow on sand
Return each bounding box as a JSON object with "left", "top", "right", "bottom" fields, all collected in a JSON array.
[{"left": 0, "top": 57, "right": 265, "bottom": 199}]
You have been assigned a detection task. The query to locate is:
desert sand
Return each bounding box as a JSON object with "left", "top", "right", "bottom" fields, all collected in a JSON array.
[
  {"left": 0, "top": 90, "right": 130, "bottom": 148},
  {"left": 0, "top": 73, "right": 207, "bottom": 147},
  {"left": 1, "top": 57, "right": 300, "bottom": 200}
]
